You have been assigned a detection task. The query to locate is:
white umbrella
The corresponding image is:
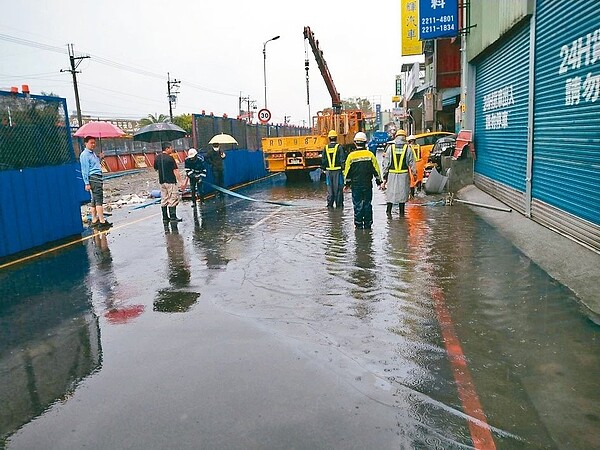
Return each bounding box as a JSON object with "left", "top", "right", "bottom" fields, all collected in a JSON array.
[{"left": 208, "top": 133, "right": 238, "bottom": 145}]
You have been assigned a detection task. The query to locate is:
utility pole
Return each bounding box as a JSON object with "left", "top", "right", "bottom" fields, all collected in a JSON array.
[
  {"left": 61, "top": 44, "right": 89, "bottom": 128},
  {"left": 238, "top": 93, "right": 257, "bottom": 122},
  {"left": 167, "top": 72, "right": 180, "bottom": 122}
]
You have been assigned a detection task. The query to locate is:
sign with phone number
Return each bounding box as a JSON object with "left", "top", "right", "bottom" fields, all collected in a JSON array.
[{"left": 419, "top": 0, "right": 458, "bottom": 40}]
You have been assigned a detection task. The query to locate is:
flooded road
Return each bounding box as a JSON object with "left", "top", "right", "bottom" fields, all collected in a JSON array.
[{"left": 1, "top": 173, "right": 599, "bottom": 449}]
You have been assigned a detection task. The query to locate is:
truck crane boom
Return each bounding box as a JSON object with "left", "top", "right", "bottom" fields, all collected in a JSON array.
[{"left": 303, "top": 26, "right": 342, "bottom": 114}]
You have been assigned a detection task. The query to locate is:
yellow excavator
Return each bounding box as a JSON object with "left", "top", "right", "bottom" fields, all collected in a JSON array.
[{"left": 262, "top": 26, "right": 364, "bottom": 178}]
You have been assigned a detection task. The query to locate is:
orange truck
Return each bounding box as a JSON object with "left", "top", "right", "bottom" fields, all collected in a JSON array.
[{"left": 262, "top": 26, "right": 365, "bottom": 179}]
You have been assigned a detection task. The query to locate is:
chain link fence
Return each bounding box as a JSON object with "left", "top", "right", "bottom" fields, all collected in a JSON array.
[{"left": 0, "top": 92, "right": 75, "bottom": 170}]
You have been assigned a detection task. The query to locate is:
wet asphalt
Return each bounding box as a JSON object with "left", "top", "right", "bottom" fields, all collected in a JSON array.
[{"left": 1, "top": 172, "right": 599, "bottom": 449}]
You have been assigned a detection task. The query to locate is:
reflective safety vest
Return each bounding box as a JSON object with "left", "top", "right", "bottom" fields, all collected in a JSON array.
[
  {"left": 325, "top": 143, "right": 341, "bottom": 170},
  {"left": 411, "top": 143, "right": 421, "bottom": 161},
  {"left": 389, "top": 144, "right": 409, "bottom": 173}
]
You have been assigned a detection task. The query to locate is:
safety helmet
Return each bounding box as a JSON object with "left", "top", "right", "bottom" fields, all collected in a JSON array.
[
  {"left": 407, "top": 134, "right": 416, "bottom": 141},
  {"left": 395, "top": 129, "right": 407, "bottom": 137},
  {"left": 187, "top": 148, "right": 198, "bottom": 158},
  {"left": 327, "top": 130, "right": 338, "bottom": 139},
  {"left": 353, "top": 132, "right": 367, "bottom": 142}
]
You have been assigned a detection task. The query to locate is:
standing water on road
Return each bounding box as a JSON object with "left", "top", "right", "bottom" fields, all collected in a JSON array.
[{"left": 1, "top": 173, "right": 599, "bottom": 449}]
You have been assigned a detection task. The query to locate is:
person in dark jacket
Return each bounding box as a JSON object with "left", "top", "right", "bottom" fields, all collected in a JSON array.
[
  {"left": 343, "top": 132, "right": 383, "bottom": 229},
  {"left": 205, "top": 143, "right": 226, "bottom": 198},
  {"left": 154, "top": 142, "right": 185, "bottom": 223},
  {"left": 320, "top": 129, "right": 346, "bottom": 209},
  {"left": 184, "top": 148, "right": 207, "bottom": 207}
]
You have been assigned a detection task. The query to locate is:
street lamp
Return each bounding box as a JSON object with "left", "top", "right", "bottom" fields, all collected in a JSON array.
[{"left": 263, "top": 35, "right": 280, "bottom": 109}]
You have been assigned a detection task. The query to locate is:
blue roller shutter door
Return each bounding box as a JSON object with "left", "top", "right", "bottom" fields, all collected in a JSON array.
[
  {"left": 474, "top": 23, "right": 531, "bottom": 213},
  {"left": 533, "top": 0, "right": 600, "bottom": 250}
]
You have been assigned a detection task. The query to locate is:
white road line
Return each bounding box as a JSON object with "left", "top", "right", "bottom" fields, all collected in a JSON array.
[{"left": 250, "top": 206, "right": 284, "bottom": 229}]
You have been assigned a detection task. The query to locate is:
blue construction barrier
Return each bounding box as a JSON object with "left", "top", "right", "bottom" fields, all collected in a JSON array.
[
  {"left": 0, "top": 91, "right": 83, "bottom": 259},
  {"left": 201, "top": 149, "right": 268, "bottom": 194}
]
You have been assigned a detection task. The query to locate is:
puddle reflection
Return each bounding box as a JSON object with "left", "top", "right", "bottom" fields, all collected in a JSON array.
[
  {"left": 153, "top": 222, "right": 199, "bottom": 313},
  {"left": 0, "top": 244, "right": 101, "bottom": 445}
]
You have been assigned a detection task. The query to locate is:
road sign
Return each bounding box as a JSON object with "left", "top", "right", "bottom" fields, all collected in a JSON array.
[{"left": 258, "top": 108, "right": 271, "bottom": 123}]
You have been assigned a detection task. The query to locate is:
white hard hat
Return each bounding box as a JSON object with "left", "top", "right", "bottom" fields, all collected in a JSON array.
[
  {"left": 353, "top": 131, "right": 367, "bottom": 142},
  {"left": 407, "top": 135, "right": 416, "bottom": 141},
  {"left": 187, "top": 148, "right": 198, "bottom": 158}
]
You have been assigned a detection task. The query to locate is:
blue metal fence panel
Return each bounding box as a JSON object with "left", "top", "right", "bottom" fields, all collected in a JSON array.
[
  {"left": 533, "top": 0, "right": 600, "bottom": 227},
  {"left": 200, "top": 149, "right": 268, "bottom": 194},
  {"left": 0, "top": 164, "right": 84, "bottom": 258},
  {"left": 0, "top": 90, "right": 84, "bottom": 259},
  {"left": 474, "top": 22, "right": 530, "bottom": 194}
]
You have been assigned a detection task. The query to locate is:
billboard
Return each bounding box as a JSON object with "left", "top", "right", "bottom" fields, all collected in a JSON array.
[
  {"left": 401, "top": 0, "right": 422, "bottom": 56},
  {"left": 418, "top": 0, "right": 459, "bottom": 39}
]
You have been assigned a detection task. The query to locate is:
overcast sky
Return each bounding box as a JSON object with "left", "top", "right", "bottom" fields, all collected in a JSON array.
[{"left": 1, "top": 0, "right": 419, "bottom": 126}]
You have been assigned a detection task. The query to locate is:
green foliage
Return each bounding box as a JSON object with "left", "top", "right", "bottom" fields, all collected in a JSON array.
[
  {"left": 0, "top": 95, "right": 72, "bottom": 169},
  {"left": 342, "top": 97, "right": 373, "bottom": 113},
  {"left": 139, "top": 113, "right": 169, "bottom": 126},
  {"left": 172, "top": 114, "right": 193, "bottom": 134}
]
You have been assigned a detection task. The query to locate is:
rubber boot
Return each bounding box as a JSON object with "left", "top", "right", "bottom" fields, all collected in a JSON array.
[
  {"left": 386, "top": 203, "right": 393, "bottom": 215},
  {"left": 161, "top": 206, "right": 170, "bottom": 223},
  {"left": 399, "top": 203, "right": 405, "bottom": 216},
  {"left": 169, "top": 206, "right": 182, "bottom": 222}
]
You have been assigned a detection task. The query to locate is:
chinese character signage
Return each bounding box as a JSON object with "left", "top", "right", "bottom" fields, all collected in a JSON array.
[
  {"left": 483, "top": 85, "right": 515, "bottom": 130},
  {"left": 418, "top": 0, "right": 458, "bottom": 40},
  {"left": 401, "top": 0, "right": 422, "bottom": 56},
  {"left": 560, "top": 28, "right": 600, "bottom": 107}
]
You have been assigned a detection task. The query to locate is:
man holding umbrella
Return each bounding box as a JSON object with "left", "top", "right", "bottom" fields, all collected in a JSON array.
[
  {"left": 205, "top": 143, "right": 226, "bottom": 197},
  {"left": 80, "top": 136, "right": 112, "bottom": 230},
  {"left": 75, "top": 121, "right": 124, "bottom": 230},
  {"left": 205, "top": 133, "right": 236, "bottom": 199},
  {"left": 154, "top": 142, "right": 186, "bottom": 222}
]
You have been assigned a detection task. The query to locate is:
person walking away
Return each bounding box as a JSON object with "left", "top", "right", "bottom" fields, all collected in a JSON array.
[
  {"left": 154, "top": 142, "right": 185, "bottom": 222},
  {"left": 381, "top": 130, "right": 417, "bottom": 217},
  {"left": 407, "top": 134, "right": 423, "bottom": 195},
  {"left": 343, "top": 132, "right": 383, "bottom": 229},
  {"left": 184, "top": 148, "right": 207, "bottom": 207},
  {"left": 80, "top": 136, "right": 112, "bottom": 230},
  {"left": 321, "top": 130, "right": 346, "bottom": 208},
  {"left": 205, "top": 143, "right": 226, "bottom": 198}
]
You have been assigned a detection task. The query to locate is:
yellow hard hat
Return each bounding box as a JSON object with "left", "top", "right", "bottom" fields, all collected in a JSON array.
[
  {"left": 395, "top": 129, "right": 407, "bottom": 137},
  {"left": 328, "top": 130, "right": 338, "bottom": 138}
]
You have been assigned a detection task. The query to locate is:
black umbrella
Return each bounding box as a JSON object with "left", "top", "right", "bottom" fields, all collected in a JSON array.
[{"left": 133, "top": 122, "right": 186, "bottom": 142}]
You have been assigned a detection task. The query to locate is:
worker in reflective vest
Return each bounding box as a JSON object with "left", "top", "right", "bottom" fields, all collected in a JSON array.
[
  {"left": 343, "top": 132, "right": 383, "bottom": 229},
  {"left": 320, "top": 130, "right": 346, "bottom": 208},
  {"left": 408, "top": 134, "right": 423, "bottom": 194},
  {"left": 382, "top": 130, "right": 417, "bottom": 216}
]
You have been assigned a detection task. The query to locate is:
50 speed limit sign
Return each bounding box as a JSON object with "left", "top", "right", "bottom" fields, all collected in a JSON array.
[{"left": 258, "top": 108, "right": 271, "bottom": 124}]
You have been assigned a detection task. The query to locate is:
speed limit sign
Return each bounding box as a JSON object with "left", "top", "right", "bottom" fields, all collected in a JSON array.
[{"left": 258, "top": 108, "right": 271, "bottom": 124}]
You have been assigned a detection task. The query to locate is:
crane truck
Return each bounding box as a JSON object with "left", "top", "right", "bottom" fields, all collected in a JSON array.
[{"left": 262, "top": 26, "right": 365, "bottom": 178}]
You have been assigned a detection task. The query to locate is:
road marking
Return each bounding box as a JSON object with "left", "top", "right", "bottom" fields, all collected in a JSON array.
[
  {"left": 250, "top": 206, "right": 284, "bottom": 229},
  {"left": 1, "top": 173, "right": 284, "bottom": 270},
  {"left": 0, "top": 214, "right": 158, "bottom": 270},
  {"left": 431, "top": 286, "right": 497, "bottom": 450}
]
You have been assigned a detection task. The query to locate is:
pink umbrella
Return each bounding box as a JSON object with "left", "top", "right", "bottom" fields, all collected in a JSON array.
[{"left": 74, "top": 121, "right": 125, "bottom": 138}]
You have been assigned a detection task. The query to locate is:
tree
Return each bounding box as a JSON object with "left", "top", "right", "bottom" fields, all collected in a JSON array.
[
  {"left": 342, "top": 97, "right": 373, "bottom": 114},
  {"left": 172, "top": 114, "right": 192, "bottom": 134},
  {"left": 139, "top": 113, "right": 169, "bottom": 126}
]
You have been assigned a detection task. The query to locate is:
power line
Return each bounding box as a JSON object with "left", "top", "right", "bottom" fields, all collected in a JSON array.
[{"left": 0, "top": 32, "right": 240, "bottom": 97}]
